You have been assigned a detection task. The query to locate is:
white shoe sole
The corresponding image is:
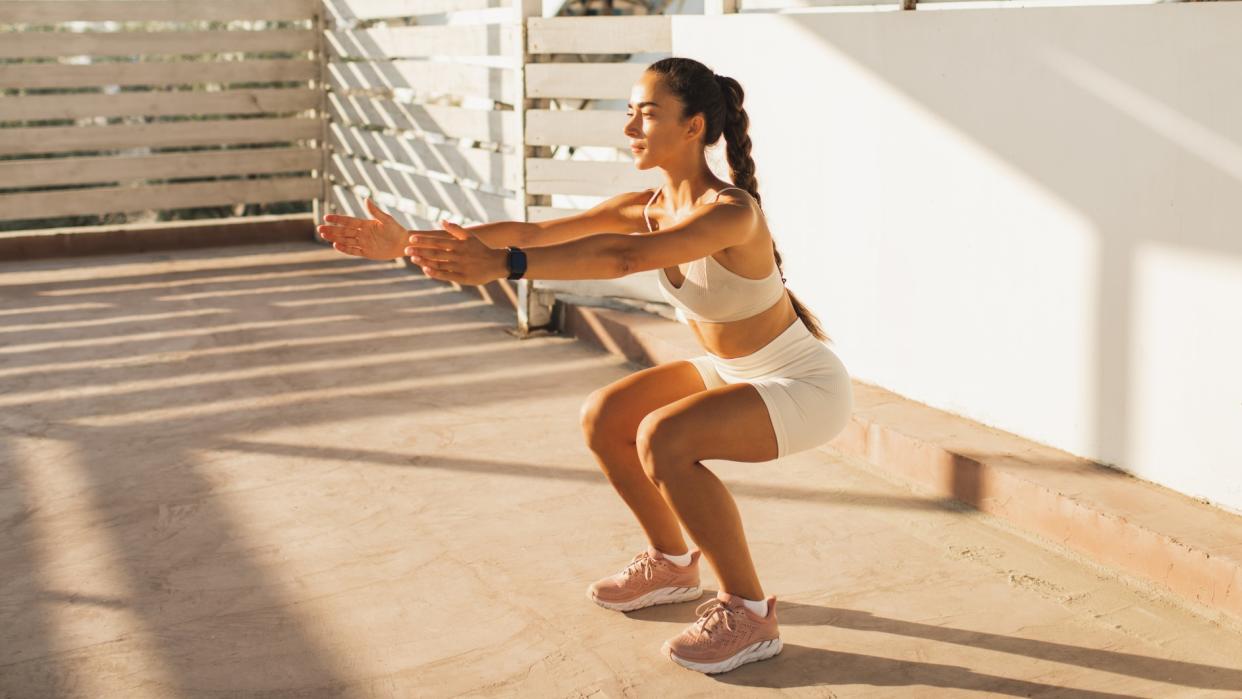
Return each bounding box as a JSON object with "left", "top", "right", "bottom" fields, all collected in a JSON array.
[
  {"left": 663, "top": 636, "right": 783, "bottom": 674},
  {"left": 586, "top": 584, "right": 704, "bottom": 612}
]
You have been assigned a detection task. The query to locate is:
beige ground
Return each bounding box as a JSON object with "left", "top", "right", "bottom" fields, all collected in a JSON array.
[{"left": 2, "top": 242, "right": 1240, "bottom": 698}]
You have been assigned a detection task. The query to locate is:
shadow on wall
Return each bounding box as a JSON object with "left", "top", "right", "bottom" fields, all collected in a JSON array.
[{"left": 702, "top": 5, "right": 1242, "bottom": 512}]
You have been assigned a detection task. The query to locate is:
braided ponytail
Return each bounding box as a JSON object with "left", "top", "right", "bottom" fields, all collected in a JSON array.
[{"left": 712, "top": 71, "right": 831, "bottom": 343}]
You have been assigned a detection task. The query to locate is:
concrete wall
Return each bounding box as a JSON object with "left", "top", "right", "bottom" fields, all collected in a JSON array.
[{"left": 673, "top": 3, "right": 1242, "bottom": 513}]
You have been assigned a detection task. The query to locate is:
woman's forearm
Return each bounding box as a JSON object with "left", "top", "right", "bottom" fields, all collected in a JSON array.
[
  {"left": 522, "top": 233, "right": 628, "bottom": 281},
  {"left": 449, "top": 220, "right": 535, "bottom": 249}
]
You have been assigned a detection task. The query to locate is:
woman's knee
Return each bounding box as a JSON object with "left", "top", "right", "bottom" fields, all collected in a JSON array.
[
  {"left": 579, "top": 388, "right": 631, "bottom": 453},
  {"left": 635, "top": 411, "right": 686, "bottom": 483}
]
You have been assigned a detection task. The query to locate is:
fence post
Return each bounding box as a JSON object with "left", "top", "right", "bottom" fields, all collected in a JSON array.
[
  {"left": 512, "top": 0, "right": 557, "bottom": 337},
  {"left": 312, "top": 0, "right": 330, "bottom": 242}
]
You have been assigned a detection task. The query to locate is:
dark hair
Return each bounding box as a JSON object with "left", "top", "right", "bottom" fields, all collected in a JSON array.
[{"left": 645, "top": 57, "right": 831, "bottom": 343}]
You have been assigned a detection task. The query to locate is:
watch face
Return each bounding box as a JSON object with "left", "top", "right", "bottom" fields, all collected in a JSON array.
[{"left": 506, "top": 248, "right": 525, "bottom": 277}]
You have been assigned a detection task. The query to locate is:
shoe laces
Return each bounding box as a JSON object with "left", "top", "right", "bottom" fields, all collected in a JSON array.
[
  {"left": 692, "top": 598, "right": 740, "bottom": 638},
  {"left": 620, "top": 551, "right": 658, "bottom": 581}
]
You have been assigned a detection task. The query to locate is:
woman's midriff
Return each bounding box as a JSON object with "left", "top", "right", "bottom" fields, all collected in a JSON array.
[{"left": 684, "top": 291, "right": 799, "bottom": 359}]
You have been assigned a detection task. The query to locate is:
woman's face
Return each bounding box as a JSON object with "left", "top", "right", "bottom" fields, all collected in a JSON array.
[{"left": 624, "top": 72, "right": 693, "bottom": 170}]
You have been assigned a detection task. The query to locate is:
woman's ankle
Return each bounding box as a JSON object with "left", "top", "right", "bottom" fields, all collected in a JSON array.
[{"left": 651, "top": 543, "right": 689, "bottom": 557}]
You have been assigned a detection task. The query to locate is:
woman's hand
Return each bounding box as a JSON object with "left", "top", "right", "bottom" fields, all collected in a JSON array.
[
  {"left": 404, "top": 220, "right": 509, "bottom": 286},
  {"left": 316, "top": 197, "right": 408, "bottom": 261}
]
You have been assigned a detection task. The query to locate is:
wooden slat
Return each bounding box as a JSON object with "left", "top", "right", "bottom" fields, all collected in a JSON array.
[
  {"left": 526, "top": 109, "right": 630, "bottom": 148},
  {"left": 325, "top": 0, "right": 509, "bottom": 23},
  {"left": 327, "top": 59, "right": 518, "bottom": 104},
  {"left": 401, "top": 7, "right": 518, "bottom": 26},
  {"left": 526, "top": 63, "right": 644, "bottom": 100},
  {"left": 329, "top": 152, "right": 524, "bottom": 221},
  {"left": 0, "top": 30, "right": 317, "bottom": 60},
  {"left": 0, "top": 147, "right": 321, "bottom": 189},
  {"left": 0, "top": 0, "right": 318, "bottom": 23},
  {"left": 325, "top": 24, "right": 521, "bottom": 60},
  {"left": 329, "top": 123, "right": 522, "bottom": 190},
  {"left": 330, "top": 184, "right": 453, "bottom": 231},
  {"left": 0, "top": 117, "right": 320, "bottom": 156},
  {"left": 0, "top": 59, "right": 318, "bottom": 90},
  {"left": 328, "top": 93, "right": 520, "bottom": 146},
  {"left": 740, "top": 0, "right": 899, "bottom": 7},
  {"left": 528, "top": 205, "right": 583, "bottom": 222},
  {"left": 0, "top": 177, "right": 319, "bottom": 222},
  {"left": 1, "top": 88, "right": 319, "bottom": 122},
  {"left": 526, "top": 17, "right": 672, "bottom": 54},
  {"left": 525, "top": 158, "right": 659, "bottom": 196}
]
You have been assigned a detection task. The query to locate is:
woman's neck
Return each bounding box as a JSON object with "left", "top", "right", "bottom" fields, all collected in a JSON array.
[{"left": 658, "top": 179, "right": 729, "bottom": 212}]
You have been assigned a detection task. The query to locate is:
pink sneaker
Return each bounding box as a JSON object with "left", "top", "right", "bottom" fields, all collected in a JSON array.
[
  {"left": 586, "top": 547, "right": 704, "bottom": 612},
  {"left": 661, "top": 591, "right": 783, "bottom": 674}
]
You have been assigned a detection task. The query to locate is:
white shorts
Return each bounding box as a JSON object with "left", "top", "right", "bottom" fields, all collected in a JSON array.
[{"left": 685, "top": 318, "right": 853, "bottom": 459}]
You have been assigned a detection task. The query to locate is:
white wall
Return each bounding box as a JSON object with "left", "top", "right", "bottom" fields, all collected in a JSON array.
[{"left": 673, "top": 3, "right": 1242, "bottom": 514}]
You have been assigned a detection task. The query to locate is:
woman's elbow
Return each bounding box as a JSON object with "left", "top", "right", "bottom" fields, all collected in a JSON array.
[{"left": 606, "top": 236, "right": 640, "bottom": 279}]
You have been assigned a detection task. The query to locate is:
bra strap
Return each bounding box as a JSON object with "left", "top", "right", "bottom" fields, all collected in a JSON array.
[{"left": 642, "top": 187, "right": 660, "bottom": 232}]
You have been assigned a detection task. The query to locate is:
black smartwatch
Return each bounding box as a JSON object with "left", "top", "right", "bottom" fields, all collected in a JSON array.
[{"left": 505, "top": 246, "right": 527, "bottom": 280}]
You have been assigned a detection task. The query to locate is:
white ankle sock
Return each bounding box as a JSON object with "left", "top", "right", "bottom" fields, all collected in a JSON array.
[
  {"left": 740, "top": 596, "right": 769, "bottom": 617},
  {"left": 656, "top": 548, "right": 692, "bottom": 567}
]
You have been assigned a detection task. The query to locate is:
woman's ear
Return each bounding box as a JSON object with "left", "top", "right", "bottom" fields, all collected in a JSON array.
[{"left": 684, "top": 113, "right": 706, "bottom": 142}]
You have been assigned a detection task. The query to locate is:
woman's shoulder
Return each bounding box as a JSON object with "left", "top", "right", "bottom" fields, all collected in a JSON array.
[{"left": 713, "top": 185, "right": 753, "bottom": 202}]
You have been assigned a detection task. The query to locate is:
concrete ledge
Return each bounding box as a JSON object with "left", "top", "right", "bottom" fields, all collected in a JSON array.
[
  {"left": 547, "top": 299, "right": 1242, "bottom": 625},
  {"left": 0, "top": 214, "right": 314, "bottom": 260}
]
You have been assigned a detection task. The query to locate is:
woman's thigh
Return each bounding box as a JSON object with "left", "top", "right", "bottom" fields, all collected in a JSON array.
[
  {"left": 580, "top": 359, "right": 719, "bottom": 448},
  {"left": 746, "top": 370, "right": 853, "bottom": 458}
]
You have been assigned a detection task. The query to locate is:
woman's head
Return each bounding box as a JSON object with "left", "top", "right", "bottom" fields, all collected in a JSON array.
[{"left": 624, "top": 58, "right": 755, "bottom": 201}]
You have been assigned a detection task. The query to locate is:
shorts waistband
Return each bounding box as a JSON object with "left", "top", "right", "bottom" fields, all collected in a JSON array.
[{"left": 705, "top": 318, "right": 822, "bottom": 375}]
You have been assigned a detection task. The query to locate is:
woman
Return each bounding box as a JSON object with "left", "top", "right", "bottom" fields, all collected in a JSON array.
[{"left": 316, "top": 57, "right": 853, "bottom": 675}]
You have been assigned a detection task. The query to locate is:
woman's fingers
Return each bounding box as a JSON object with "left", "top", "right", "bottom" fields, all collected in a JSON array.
[
  {"left": 317, "top": 224, "right": 356, "bottom": 242},
  {"left": 404, "top": 249, "right": 451, "bottom": 263},
  {"left": 324, "top": 213, "right": 370, "bottom": 226},
  {"left": 406, "top": 234, "right": 457, "bottom": 250},
  {"left": 405, "top": 243, "right": 454, "bottom": 256},
  {"left": 405, "top": 238, "right": 456, "bottom": 254},
  {"left": 318, "top": 221, "right": 376, "bottom": 237},
  {"left": 409, "top": 229, "right": 453, "bottom": 241},
  {"left": 415, "top": 260, "right": 459, "bottom": 277}
]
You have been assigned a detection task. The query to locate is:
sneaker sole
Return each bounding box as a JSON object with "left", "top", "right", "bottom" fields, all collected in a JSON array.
[
  {"left": 662, "top": 636, "right": 783, "bottom": 674},
  {"left": 586, "top": 585, "right": 704, "bottom": 612}
]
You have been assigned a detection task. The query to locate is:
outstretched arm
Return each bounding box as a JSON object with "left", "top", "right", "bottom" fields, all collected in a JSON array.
[
  {"left": 405, "top": 195, "right": 754, "bottom": 285},
  {"left": 405, "top": 226, "right": 631, "bottom": 284}
]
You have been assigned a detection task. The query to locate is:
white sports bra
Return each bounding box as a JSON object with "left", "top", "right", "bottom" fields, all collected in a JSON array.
[{"left": 642, "top": 186, "right": 786, "bottom": 324}]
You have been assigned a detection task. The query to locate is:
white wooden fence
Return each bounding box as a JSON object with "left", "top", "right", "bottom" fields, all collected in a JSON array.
[
  {"left": 320, "top": 0, "right": 533, "bottom": 233},
  {"left": 0, "top": 0, "right": 322, "bottom": 232}
]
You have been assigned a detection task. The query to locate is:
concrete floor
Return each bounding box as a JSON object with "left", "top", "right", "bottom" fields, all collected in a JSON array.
[{"left": 2, "top": 242, "right": 1240, "bottom": 698}]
